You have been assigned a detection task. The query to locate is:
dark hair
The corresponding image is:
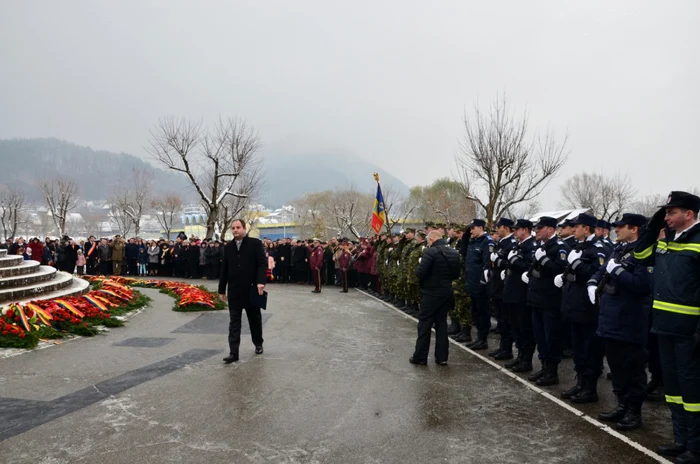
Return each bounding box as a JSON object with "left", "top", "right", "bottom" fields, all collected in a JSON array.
[{"left": 231, "top": 218, "right": 247, "bottom": 228}]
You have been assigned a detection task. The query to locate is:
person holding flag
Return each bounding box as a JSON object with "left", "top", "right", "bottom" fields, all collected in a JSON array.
[{"left": 371, "top": 173, "right": 387, "bottom": 235}]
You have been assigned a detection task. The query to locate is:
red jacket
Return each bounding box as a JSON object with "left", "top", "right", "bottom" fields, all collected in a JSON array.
[
  {"left": 309, "top": 246, "right": 324, "bottom": 269},
  {"left": 338, "top": 250, "right": 352, "bottom": 270},
  {"left": 28, "top": 242, "right": 44, "bottom": 263},
  {"left": 368, "top": 246, "right": 377, "bottom": 275}
]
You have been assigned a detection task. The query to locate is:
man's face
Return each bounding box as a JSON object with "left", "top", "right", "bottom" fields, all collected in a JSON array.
[
  {"left": 616, "top": 225, "right": 637, "bottom": 242},
  {"left": 416, "top": 236, "right": 424, "bottom": 244},
  {"left": 470, "top": 226, "right": 483, "bottom": 238},
  {"left": 405, "top": 232, "right": 414, "bottom": 240},
  {"left": 595, "top": 227, "right": 604, "bottom": 238},
  {"left": 447, "top": 228, "right": 455, "bottom": 238},
  {"left": 573, "top": 224, "right": 588, "bottom": 241},
  {"left": 231, "top": 220, "right": 246, "bottom": 240},
  {"left": 497, "top": 225, "right": 511, "bottom": 238},
  {"left": 664, "top": 207, "right": 694, "bottom": 231},
  {"left": 558, "top": 226, "right": 572, "bottom": 238},
  {"left": 535, "top": 226, "right": 553, "bottom": 241},
  {"left": 514, "top": 227, "right": 530, "bottom": 241}
]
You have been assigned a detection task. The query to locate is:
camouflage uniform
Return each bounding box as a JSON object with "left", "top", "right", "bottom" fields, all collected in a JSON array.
[
  {"left": 386, "top": 240, "right": 401, "bottom": 299},
  {"left": 375, "top": 239, "right": 387, "bottom": 295},
  {"left": 398, "top": 233, "right": 417, "bottom": 307},
  {"left": 450, "top": 228, "right": 472, "bottom": 343},
  {"left": 406, "top": 238, "right": 426, "bottom": 311}
]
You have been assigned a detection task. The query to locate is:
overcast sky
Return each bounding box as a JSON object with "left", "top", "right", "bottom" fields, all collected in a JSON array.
[{"left": 1, "top": 1, "right": 698, "bottom": 208}]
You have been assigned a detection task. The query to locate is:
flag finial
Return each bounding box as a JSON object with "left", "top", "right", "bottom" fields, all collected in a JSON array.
[{"left": 373, "top": 172, "right": 380, "bottom": 183}]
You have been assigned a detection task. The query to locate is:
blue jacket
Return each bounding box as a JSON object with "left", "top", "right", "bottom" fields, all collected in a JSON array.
[
  {"left": 527, "top": 236, "right": 570, "bottom": 309},
  {"left": 503, "top": 237, "right": 535, "bottom": 305},
  {"left": 635, "top": 222, "right": 700, "bottom": 338},
  {"left": 590, "top": 240, "right": 652, "bottom": 343},
  {"left": 462, "top": 233, "right": 493, "bottom": 296},
  {"left": 561, "top": 236, "right": 608, "bottom": 324}
]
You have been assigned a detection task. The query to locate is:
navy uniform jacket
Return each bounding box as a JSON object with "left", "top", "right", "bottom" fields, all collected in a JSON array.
[
  {"left": 590, "top": 240, "right": 652, "bottom": 344},
  {"left": 491, "top": 234, "right": 518, "bottom": 300},
  {"left": 503, "top": 237, "right": 535, "bottom": 305},
  {"left": 562, "top": 235, "right": 577, "bottom": 248},
  {"left": 635, "top": 222, "right": 700, "bottom": 338},
  {"left": 527, "top": 236, "right": 570, "bottom": 309},
  {"left": 560, "top": 237, "right": 608, "bottom": 324},
  {"left": 462, "top": 233, "right": 494, "bottom": 296}
]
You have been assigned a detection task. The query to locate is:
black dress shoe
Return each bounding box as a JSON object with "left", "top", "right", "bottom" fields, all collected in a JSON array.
[
  {"left": 528, "top": 367, "right": 546, "bottom": 382},
  {"left": 599, "top": 402, "right": 628, "bottom": 422},
  {"left": 223, "top": 355, "right": 239, "bottom": 364},
  {"left": 561, "top": 379, "right": 584, "bottom": 400},
  {"left": 469, "top": 340, "right": 488, "bottom": 350},
  {"left": 510, "top": 362, "right": 533, "bottom": 373},
  {"left": 656, "top": 443, "right": 686, "bottom": 457},
  {"left": 536, "top": 373, "right": 559, "bottom": 386},
  {"left": 615, "top": 408, "right": 642, "bottom": 431},
  {"left": 311, "top": 290, "right": 321, "bottom": 293},
  {"left": 255, "top": 346, "right": 263, "bottom": 355},
  {"left": 494, "top": 351, "right": 513, "bottom": 361},
  {"left": 435, "top": 360, "right": 448, "bottom": 366},
  {"left": 488, "top": 348, "right": 502, "bottom": 357},
  {"left": 675, "top": 450, "right": 700, "bottom": 464},
  {"left": 570, "top": 388, "right": 598, "bottom": 403},
  {"left": 409, "top": 357, "right": 427, "bottom": 365}
]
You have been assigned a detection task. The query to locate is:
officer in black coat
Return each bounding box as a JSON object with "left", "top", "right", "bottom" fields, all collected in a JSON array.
[
  {"left": 523, "top": 216, "right": 570, "bottom": 386},
  {"left": 460, "top": 219, "right": 494, "bottom": 350},
  {"left": 589, "top": 213, "right": 651, "bottom": 432},
  {"left": 410, "top": 230, "right": 461, "bottom": 366},
  {"left": 557, "top": 213, "right": 609, "bottom": 403},
  {"left": 558, "top": 219, "right": 577, "bottom": 249},
  {"left": 558, "top": 219, "right": 577, "bottom": 360},
  {"left": 503, "top": 219, "right": 537, "bottom": 372},
  {"left": 489, "top": 218, "right": 518, "bottom": 360},
  {"left": 596, "top": 219, "right": 615, "bottom": 255}
]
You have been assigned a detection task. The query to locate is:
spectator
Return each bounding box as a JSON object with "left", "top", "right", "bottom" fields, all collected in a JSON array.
[
  {"left": 137, "top": 246, "right": 148, "bottom": 276},
  {"left": 76, "top": 250, "right": 86, "bottom": 275},
  {"left": 147, "top": 241, "right": 160, "bottom": 276}
]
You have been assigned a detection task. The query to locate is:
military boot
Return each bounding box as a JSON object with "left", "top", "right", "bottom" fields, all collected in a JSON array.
[
  {"left": 646, "top": 378, "right": 663, "bottom": 402},
  {"left": 447, "top": 319, "right": 461, "bottom": 336},
  {"left": 570, "top": 377, "right": 598, "bottom": 403},
  {"left": 494, "top": 350, "right": 513, "bottom": 361},
  {"left": 527, "top": 361, "right": 547, "bottom": 381},
  {"left": 536, "top": 362, "right": 559, "bottom": 386},
  {"left": 488, "top": 348, "right": 503, "bottom": 358},
  {"left": 615, "top": 404, "right": 642, "bottom": 431},
  {"left": 598, "top": 399, "right": 628, "bottom": 422},
  {"left": 511, "top": 350, "right": 534, "bottom": 372},
  {"left": 504, "top": 351, "right": 522, "bottom": 369},
  {"left": 561, "top": 375, "right": 584, "bottom": 400},
  {"left": 453, "top": 327, "right": 473, "bottom": 344}
]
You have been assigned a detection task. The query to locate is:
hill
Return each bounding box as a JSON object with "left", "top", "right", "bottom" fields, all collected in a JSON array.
[{"left": 0, "top": 138, "right": 190, "bottom": 201}]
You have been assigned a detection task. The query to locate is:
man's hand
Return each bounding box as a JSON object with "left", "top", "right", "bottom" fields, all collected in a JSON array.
[
  {"left": 535, "top": 248, "right": 546, "bottom": 261},
  {"left": 567, "top": 250, "right": 582, "bottom": 264},
  {"left": 587, "top": 286, "right": 597, "bottom": 305},
  {"left": 606, "top": 259, "right": 620, "bottom": 275},
  {"left": 218, "top": 293, "right": 227, "bottom": 302},
  {"left": 490, "top": 252, "right": 498, "bottom": 263},
  {"left": 554, "top": 274, "right": 564, "bottom": 288},
  {"left": 257, "top": 284, "right": 265, "bottom": 296},
  {"left": 521, "top": 272, "right": 529, "bottom": 284}
]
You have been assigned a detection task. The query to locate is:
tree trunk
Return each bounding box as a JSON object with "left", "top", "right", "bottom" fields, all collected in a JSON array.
[{"left": 206, "top": 204, "right": 217, "bottom": 239}]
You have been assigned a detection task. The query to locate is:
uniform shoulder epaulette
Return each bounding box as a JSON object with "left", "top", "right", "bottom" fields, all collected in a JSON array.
[
  {"left": 594, "top": 242, "right": 604, "bottom": 248},
  {"left": 557, "top": 240, "right": 564, "bottom": 245}
]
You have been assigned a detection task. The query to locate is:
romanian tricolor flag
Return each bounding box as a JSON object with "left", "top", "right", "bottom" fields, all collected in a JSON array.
[{"left": 371, "top": 173, "right": 386, "bottom": 234}]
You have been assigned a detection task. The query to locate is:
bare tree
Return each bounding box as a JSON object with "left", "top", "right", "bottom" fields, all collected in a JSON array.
[
  {"left": 630, "top": 194, "right": 666, "bottom": 218},
  {"left": 38, "top": 177, "right": 79, "bottom": 236},
  {"left": 109, "top": 204, "right": 132, "bottom": 237},
  {"left": 216, "top": 167, "right": 263, "bottom": 239},
  {"left": 455, "top": 95, "right": 569, "bottom": 226},
  {"left": 152, "top": 192, "right": 182, "bottom": 240},
  {"left": 112, "top": 168, "right": 152, "bottom": 236},
  {"left": 320, "top": 187, "right": 374, "bottom": 239},
  {"left": 81, "top": 212, "right": 105, "bottom": 238},
  {"left": 560, "top": 172, "right": 637, "bottom": 221},
  {"left": 0, "top": 185, "right": 26, "bottom": 239},
  {"left": 148, "top": 116, "right": 263, "bottom": 239},
  {"left": 292, "top": 191, "right": 329, "bottom": 239},
  {"left": 409, "top": 178, "right": 477, "bottom": 224},
  {"left": 381, "top": 184, "right": 417, "bottom": 234}
]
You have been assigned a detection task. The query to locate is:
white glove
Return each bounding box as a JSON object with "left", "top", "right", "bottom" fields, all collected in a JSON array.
[
  {"left": 508, "top": 249, "right": 518, "bottom": 260},
  {"left": 483, "top": 269, "right": 489, "bottom": 282},
  {"left": 500, "top": 270, "right": 506, "bottom": 280},
  {"left": 606, "top": 259, "right": 620, "bottom": 274},
  {"left": 521, "top": 272, "right": 529, "bottom": 284},
  {"left": 490, "top": 252, "right": 498, "bottom": 263},
  {"left": 535, "top": 248, "right": 546, "bottom": 261},
  {"left": 587, "top": 285, "right": 597, "bottom": 304},
  {"left": 567, "top": 249, "right": 582, "bottom": 264},
  {"left": 554, "top": 274, "right": 564, "bottom": 288}
]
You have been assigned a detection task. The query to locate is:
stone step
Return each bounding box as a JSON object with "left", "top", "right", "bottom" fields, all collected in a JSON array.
[
  {"left": 0, "top": 265, "right": 57, "bottom": 291},
  {"left": 0, "top": 248, "right": 6, "bottom": 257},
  {"left": 0, "top": 267, "right": 80, "bottom": 304},
  {"left": 0, "top": 255, "right": 24, "bottom": 269},
  {"left": 0, "top": 260, "right": 41, "bottom": 278},
  {"left": 6, "top": 275, "right": 90, "bottom": 306}
]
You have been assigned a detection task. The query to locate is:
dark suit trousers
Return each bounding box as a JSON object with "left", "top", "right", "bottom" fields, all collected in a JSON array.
[
  {"left": 228, "top": 295, "right": 263, "bottom": 356},
  {"left": 413, "top": 293, "right": 453, "bottom": 363}
]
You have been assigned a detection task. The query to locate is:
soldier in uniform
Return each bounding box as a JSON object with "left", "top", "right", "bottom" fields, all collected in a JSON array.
[
  {"left": 309, "top": 238, "right": 324, "bottom": 293},
  {"left": 337, "top": 240, "right": 352, "bottom": 293},
  {"left": 461, "top": 219, "right": 494, "bottom": 350},
  {"left": 522, "top": 216, "right": 571, "bottom": 386},
  {"left": 378, "top": 234, "right": 392, "bottom": 300},
  {"left": 559, "top": 219, "right": 577, "bottom": 248},
  {"left": 451, "top": 224, "right": 473, "bottom": 344},
  {"left": 558, "top": 218, "right": 576, "bottom": 359},
  {"left": 446, "top": 224, "right": 462, "bottom": 335},
  {"left": 596, "top": 219, "right": 615, "bottom": 255},
  {"left": 397, "top": 229, "right": 417, "bottom": 310},
  {"left": 488, "top": 218, "right": 518, "bottom": 360},
  {"left": 406, "top": 231, "right": 427, "bottom": 316},
  {"left": 386, "top": 234, "right": 402, "bottom": 304},
  {"left": 557, "top": 213, "right": 609, "bottom": 403},
  {"left": 588, "top": 213, "right": 651, "bottom": 432},
  {"left": 503, "top": 220, "right": 537, "bottom": 372}
]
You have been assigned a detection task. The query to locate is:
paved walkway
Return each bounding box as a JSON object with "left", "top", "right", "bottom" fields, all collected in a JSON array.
[{"left": 0, "top": 282, "right": 673, "bottom": 463}]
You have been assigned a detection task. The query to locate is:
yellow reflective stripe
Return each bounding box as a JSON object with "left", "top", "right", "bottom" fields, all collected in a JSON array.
[
  {"left": 685, "top": 403, "right": 700, "bottom": 413},
  {"left": 655, "top": 241, "right": 700, "bottom": 253},
  {"left": 634, "top": 246, "right": 654, "bottom": 259},
  {"left": 657, "top": 242, "right": 668, "bottom": 250},
  {"left": 653, "top": 300, "right": 700, "bottom": 316},
  {"left": 666, "top": 395, "right": 684, "bottom": 404}
]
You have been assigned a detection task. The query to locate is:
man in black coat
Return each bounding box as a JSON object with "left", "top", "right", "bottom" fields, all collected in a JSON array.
[
  {"left": 218, "top": 219, "right": 267, "bottom": 364},
  {"left": 410, "top": 230, "right": 461, "bottom": 366},
  {"left": 278, "top": 238, "right": 292, "bottom": 283}
]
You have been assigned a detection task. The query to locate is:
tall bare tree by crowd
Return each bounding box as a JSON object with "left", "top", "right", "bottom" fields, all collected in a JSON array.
[
  {"left": 560, "top": 172, "right": 637, "bottom": 221},
  {"left": 380, "top": 184, "right": 416, "bottom": 235},
  {"left": 410, "top": 178, "right": 476, "bottom": 225},
  {"left": 111, "top": 168, "right": 152, "bottom": 236},
  {"left": 38, "top": 177, "right": 79, "bottom": 237},
  {"left": 455, "top": 95, "right": 569, "bottom": 226},
  {"left": 152, "top": 192, "right": 182, "bottom": 240},
  {"left": 148, "top": 116, "right": 263, "bottom": 239},
  {"left": 216, "top": 168, "right": 263, "bottom": 239},
  {"left": 0, "top": 185, "right": 25, "bottom": 239}
]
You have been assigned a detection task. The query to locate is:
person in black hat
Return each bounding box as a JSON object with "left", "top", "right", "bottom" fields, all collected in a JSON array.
[
  {"left": 488, "top": 218, "right": 518, "bottom": 360},
  {"left": 522, "top": 216, "right": 571, "bottom": 386},
  {"left": 558, "top": 219, "right": 577, "bottom": 248},
  {"left": 558, "top": 218, "right": 576, "bottom": 360},
  {"left": 586, "top": 212, "right": 652, "bottom": 432},
  {"left": 634, "top": 191, "right": 700, "bottom": 461},
  {"left": 557, "top": 213, "right": 609, "bottom": 404},
  {"left": 460, "top": 219, "right": 495, "bottom": 350},
  {"left": 595, "top": 219, "right": 614, "bottom": 255}
]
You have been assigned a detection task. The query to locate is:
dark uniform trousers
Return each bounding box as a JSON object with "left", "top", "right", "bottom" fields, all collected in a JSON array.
[
  {"left": 312, "top": 267, "right": 322, "bottom": 292},
  {"left": 511, "top": 303, "right": 535, "bottom": 356},
  {"left": 492, "top": 298, "right": 503, "bottom": 331},
  {"left": 471, "top": 293, "right": 491, "bottom": 341},
  {"left": 658, "top": 335, "right": 700, "bottom": 452},
  {"left": 499, "top": 300, "right": 514, "bottom": 352},
  {"left": 570, "top": 321, "right": 604, "bottom": 378},
  {"left": 228, "top": 294, "right": 263, "bottom": 356},
  {"left": 340, "top": 270, "right": 348, "bottom": 292},
  {"left": 605, "top": 338, "right": 648, "bottom": 407},
  {"left": 531, "top": 306, "right": 562, "bottom": 365},
  {"left": 413, "top": 293, "right": 453, "bottom": 363}
]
